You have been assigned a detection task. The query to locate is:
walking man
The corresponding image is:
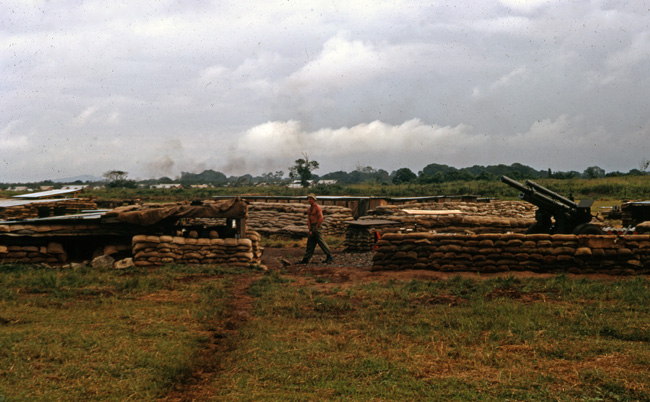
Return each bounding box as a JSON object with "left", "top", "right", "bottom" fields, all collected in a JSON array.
[{"left": 298, "top": 194, "right": 334, "bottom": 264}]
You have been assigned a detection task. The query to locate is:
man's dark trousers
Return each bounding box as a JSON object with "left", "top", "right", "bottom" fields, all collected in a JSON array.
[{"left": 303, "top": 227, "right": 332, "bottom": 261}]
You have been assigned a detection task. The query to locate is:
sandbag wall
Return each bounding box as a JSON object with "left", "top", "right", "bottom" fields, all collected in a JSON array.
[
  {"left": 132, "top": 231, "right": 263, "bottom": 267},
  {"left": 344, "top": 222, "right": 399, "bottom": 252},
  {"left": 247, "top": 202, "right": 354, "bottom": 237},
  {"left": 0, "top": 222, "right": 101, "bottom": 235},
  {"left": 372, "top": 233, "right": 650, "bottom": 275},
  {"left": 0, "top": 242, "right": 67, "bottom": 264},
  {"left": 344, "top": 226, "right": 379, "bottom": 252},
  {"left": 0, "top": 222, "right": 103, "bottom": 263},
  {"left": 366, "top": 201, "right": 537, "bottom": 234},
  {"left": 0, "top": 199, "right": 98, "bottom": 221}
]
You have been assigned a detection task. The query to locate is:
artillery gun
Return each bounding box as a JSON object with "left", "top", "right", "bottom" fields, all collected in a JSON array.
[{"left": 500, "top": 176, "right": 603, "bottom": 235}]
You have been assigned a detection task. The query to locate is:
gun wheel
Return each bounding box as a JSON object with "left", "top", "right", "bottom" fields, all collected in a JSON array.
[{"left": 572, "top": 223, "right": 604, "bottom": 235}]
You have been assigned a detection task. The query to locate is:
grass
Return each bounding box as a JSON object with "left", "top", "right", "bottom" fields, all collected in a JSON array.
[
  {"left": 0, "top": 263, "right": 251, "bottom": 401},
  {"left": 1, "top": 264, "right": 649, "bottom": 401},
  {"left": 80, "top": 174, "right": 650, "bottom": 201},
  {"left": 210, "top": 273, "right": 650, "bottom": 401}
]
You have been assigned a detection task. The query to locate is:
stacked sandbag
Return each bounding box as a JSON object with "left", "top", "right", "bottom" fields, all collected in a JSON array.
[
  {"left": 344, "top": 226, "right": 377, "bottom": 252},
  {"left": 636, "top": 221, "right": 650, "bottom": 234},
  {"left": 372, "top": 233, "right": 650, "bottom": 275},
  {"left": 365, "top": 200, "right": 536, "bottom": 233},
  {"left": 247, "top": 202, "right": 354, "bottom": 237},
  {"left": 132, "top": 231, "right": 262, "bottom": 267},
  {"left": 372, "top": 200, "right": 535, "bottom": 218},
  {"left": 0, "top": 222, "right": 102, "bottom": 235},
  {"left": 0, "top": 199, "right": 98, "bottom": 221},
  {"left": 0, "top": 242, "right": 67, "bottom": 264},
  {"left": 343, "top": 220, "right": 400, "bottom": 252}
]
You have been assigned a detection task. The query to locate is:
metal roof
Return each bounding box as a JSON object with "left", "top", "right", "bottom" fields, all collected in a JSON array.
[
  {"left": 0, "top": 210, "right": 108, "bottom": 224},
  {"left": 12, "top": 186, "right": 86, "bottom": 199}
]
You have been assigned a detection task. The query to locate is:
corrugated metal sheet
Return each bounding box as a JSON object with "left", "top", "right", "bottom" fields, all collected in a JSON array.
[
  {"left": 0, "top": 211, "right": 108, "bottom": 224},
  {"left": 12, "top": 186, "right": 86, "bottom": 199}
]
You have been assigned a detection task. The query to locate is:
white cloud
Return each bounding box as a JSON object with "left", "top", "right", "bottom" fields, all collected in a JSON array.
[
  {"left": 0, "top": 120, "right": 30, "bottom": 150},
  {"left": 73, "top": 106, "right": 99, "bottom": 126},
  {"left": 287, "top": 32, "right": 389, "bottom": 88},
  {"left": 231, "top": 119, "right": 478, "bottom": 175},
  {"left": 1, "top": 0, "right": 650, "bottom": 182},
  {"left": 489, "top": 66, "right": 528, "bottom": 91},
  {"left": 498, "top": 0, "right": 555, "bottom": 13},
  {"left": 606, "top": 31, "right": 650, "bottom": 72}
]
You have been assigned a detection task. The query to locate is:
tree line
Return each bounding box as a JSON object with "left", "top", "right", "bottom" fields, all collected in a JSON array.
[
  {"left": 138, "top": 161, "right": 649, "bottom": 188},
  {"left": 1, "top": 162, "right": 647, "bottom": 189}
]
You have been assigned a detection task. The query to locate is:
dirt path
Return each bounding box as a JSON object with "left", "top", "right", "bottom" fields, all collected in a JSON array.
[{"left": 159, "top": 273, "right": 260, "bottom": 402}]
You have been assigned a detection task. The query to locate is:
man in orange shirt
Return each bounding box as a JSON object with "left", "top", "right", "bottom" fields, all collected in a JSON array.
[{"left": 298, "top": 194, "right": 333, "bottom": 264}]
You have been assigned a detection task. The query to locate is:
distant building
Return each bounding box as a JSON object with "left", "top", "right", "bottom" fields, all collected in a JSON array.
[
  {"left": 287, "top": 180, "right": 313, "bottom": 188},
  {"left": 317, "top": 179, "right": 337, "bottom": 186},
  {"left": 150, "top": 183, "right": 183, "bottom": 189},
  {"left": 190, "top": 184, "right": 213, "bottom": 189},
  {"left": 8, "top": 186, "right": 30, "bottom": 192}
]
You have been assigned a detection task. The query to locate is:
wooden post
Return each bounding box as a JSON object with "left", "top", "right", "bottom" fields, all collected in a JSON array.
[{"left": 237, "top": 217, "right": 247, "bottom": 239}]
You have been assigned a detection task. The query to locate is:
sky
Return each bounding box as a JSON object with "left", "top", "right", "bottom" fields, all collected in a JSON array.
[{"left": 1, "top": 0, "right": 650, "bottom": 183}]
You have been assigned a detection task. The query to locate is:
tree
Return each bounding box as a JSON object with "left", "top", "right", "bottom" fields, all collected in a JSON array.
[
  {"left": 103, "top": 170, "right": 128, "bottom": 182},
  {"left": 289, "top": 154, "right": 319, "bottom": 187},
  {"left": 230, "top": 174, "right": 253, "bottom": 187},
  {"left": 418, "top": 171, "right": 444, "bottom": 184},
  {"left": 180, "top": 169, "right": 228, "bottom": 186},
  {"left": 583, "top": 166, "right": 605, "bottom": 179},
  {"left": 103, "top": 170, "right": 136, "bottom": 188},
  {"left": 320, "top": 170, "right": 350, "bottom": 183},
  {"left": 391, "top": 167, "right": 417, "bottom": 184},
  {"left": 261, "top": 171, "right": 285, "bottom": 184},
  {"left": 476, "top": 171, "right": 496, "bottom": 181}
]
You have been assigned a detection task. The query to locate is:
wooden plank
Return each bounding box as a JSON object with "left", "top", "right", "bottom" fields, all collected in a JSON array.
[{"left": 401, "top": 209, "right": 462, "bottom": 215}]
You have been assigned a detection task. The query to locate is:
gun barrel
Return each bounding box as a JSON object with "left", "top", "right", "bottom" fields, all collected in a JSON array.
[
  {"left": 525, "top": 180, "right": 578, "bottom": 209},
  {"left": 501, "top": 175, "right": 573, "bottom": 213},
  {"left": 518, "top": 188, "right": 572, "bottom": 214},
  {"left": 500, "top": 175, "right": 593, "bottom": 234},
  {"left": 500, "top": 176, "right": 530, "bottom": 194}
]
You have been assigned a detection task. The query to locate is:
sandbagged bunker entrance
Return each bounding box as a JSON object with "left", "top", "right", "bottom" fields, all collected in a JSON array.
[{"left": 0, "top": 198, "right": 262, "bottom": 268}]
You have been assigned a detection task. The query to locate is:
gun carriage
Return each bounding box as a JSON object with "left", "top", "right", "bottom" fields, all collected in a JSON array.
[{"left": 500, "top": 176, "right": 603, "bottom": 235}]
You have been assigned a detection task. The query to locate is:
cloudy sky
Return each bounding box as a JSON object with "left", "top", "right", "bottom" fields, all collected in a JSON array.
[{"left": 2, "top": 0, "right": 649, "bottom": 182}]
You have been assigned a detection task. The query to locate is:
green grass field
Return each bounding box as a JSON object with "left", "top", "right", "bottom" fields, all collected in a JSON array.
[{"left": 1, "top": 263, "right": 649, "bottom": 401}]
